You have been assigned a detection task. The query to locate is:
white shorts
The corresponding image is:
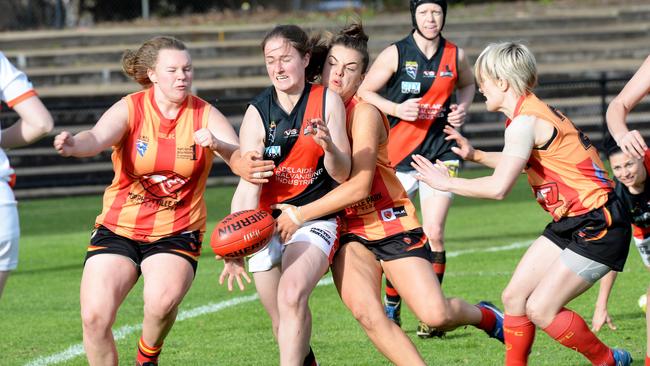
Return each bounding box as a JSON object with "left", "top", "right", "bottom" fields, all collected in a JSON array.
[
  {"left": 396, "top": 160, "right": 459, "bottom": 201},
  {"left": 248, "top": 218, "right": 339, "bottom": 273},
  {"left": 634, "top": 237, "right": 650, "bottom": 268},
  {"left": 0, "top": 201, "right": 20, "bottom": 271}
]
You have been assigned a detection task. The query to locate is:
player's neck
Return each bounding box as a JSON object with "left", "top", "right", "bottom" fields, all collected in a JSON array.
[
  {"left": 413, "top": 31, "right": 440, "bottom": 58},
  {"left": 275, "top": 85, "right": 304, "bottom": 115}
]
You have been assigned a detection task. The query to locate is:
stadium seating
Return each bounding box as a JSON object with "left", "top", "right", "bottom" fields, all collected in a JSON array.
[{"left": 1, "top": 2, "right": 649, "bottom": 197}]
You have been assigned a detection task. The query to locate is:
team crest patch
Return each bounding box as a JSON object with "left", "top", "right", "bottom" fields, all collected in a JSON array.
[
  {"left": 139, "top": 171, "right": 188, "bottom": 199},
  {"left": 264, "top": 145, "right": 281, "bottom": 159},
  {"left": 439, "top": 64, "right": 454, "bottom": 78},
  {"left": 136, "top": 139, "right": 148, "bottom": 157},
  {"left": 405, "top": 61, "right": 418, "bottom": 80}
]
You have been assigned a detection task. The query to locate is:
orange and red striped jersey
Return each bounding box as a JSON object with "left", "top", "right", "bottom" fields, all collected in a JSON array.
[
  {"left": 256, "top": 84, "right": 337, "bottom": 210},
  {"left": 342, "top": 96, "right": 421, "bottom": 240},
  {"left": 95, "top": 88, "right": 213, "bottom": 242},
  {"left": 509, "top": 93, "right": 612, "bottom": 221}
]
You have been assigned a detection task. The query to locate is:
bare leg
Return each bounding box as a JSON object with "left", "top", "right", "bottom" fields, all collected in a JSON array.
[
  {"left": 253, "top": 266, "right": 282, "bottom": 339},
  {"left": 332, "top": 242, "right": 426, "bottom": 366},
  {"left": 80, "top": 255, "right": 138, "bottom": 366},
  {"left": 276, "top": 242, "right": 328, "bottom": 366},
  {"left": 140, "top": 254, "right": 194, "bottom": 347},
  {"left": 383, "top": 255, "right": 482, "bottom": 331},
  {"left": 501, "top": 236, "right": 562, "bottom": 316},
  {"left": 421, "top": 193, "right": 452, "bottom": 254}
]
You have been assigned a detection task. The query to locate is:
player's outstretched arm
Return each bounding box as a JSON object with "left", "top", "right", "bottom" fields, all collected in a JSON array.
[
  {"left": 607, "top": 55, "right": 650, "bottom": 159},
  {"left": 195, "top": 106, "right": 274, "bottom": 184},
  {"left": 54, "top": 99, "right": 128, "bottom": 158},
  {"left": 592, "top": 271, "right": 618, "bottom": 332},
  {"left": 1, "top": 95, "right": 53, "bottom": 149}
]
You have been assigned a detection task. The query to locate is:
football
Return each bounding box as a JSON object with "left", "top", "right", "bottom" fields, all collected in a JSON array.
[
  {"left": 210, "top": 209, "right": 275, "bottom": 258},
  {"left": 639, "top": 294, "right": 647, "bottom": 314}
]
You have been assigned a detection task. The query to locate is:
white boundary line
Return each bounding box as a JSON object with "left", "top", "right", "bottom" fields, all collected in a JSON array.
[{"left": 24, "top": 241, "right": 530, "bottom": 366}]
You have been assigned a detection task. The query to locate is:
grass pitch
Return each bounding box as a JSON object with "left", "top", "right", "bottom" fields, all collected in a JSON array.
[{"left": 1, "top": 171, "right": 646, "bottom": 365}]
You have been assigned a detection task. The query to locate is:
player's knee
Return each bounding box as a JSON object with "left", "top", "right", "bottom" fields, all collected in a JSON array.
[
  {"left": 423, "top": 224, "right": 444, "bottom": 246},
  {"left": 81, "top": 307, "right": 115, "bottom": 335},
  {"left": 348, "top": 302, "right": 382, "bottom": 331},
  {"left": 501, "top": 287, "right": 524, "bottom": 311},
  {"left": 144, "top": 296, "right": 180, "bottom": 321},
  {"left": 277, "top": 282, "right": 309, "bottom": 311},
  {"left": 524, "top": 299, "right": 552, "bottom": 327},
  {"left": 421, "top": 309, "right": 451, "bottom": 329}
]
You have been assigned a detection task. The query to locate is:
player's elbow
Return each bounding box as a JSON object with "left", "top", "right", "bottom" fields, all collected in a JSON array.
[
  {"left": 29, "top": 113, "right": 54, "bottom": 139},
  {"left": 492, "top": 185, "right": 512, "bottom": 201}
]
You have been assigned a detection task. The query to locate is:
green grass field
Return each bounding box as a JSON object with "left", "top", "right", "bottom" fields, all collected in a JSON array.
[{"left": 0, "top": 171, "right": 647, "bottom": 365}]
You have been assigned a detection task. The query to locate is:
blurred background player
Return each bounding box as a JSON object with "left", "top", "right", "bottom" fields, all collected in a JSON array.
[
  {"left": 592, "top": 144, "right": 650, "bottom": 366},
  {"left": 592, "top": 54, "right": 650, "bottom": 366},
  {"left": 411, "top": 42, "right": 633, "bottom": 366},
  {"left": 54, "top": 36, "right": 250, "bottom": 366},
  {"left": 0, "top": 51, "right": 54, "bottom": 300},
  {"left": 357, "top": 0, "right": 475, "bottom": 337},
  {"left": 271, "top": 21, "right": 503, "bottom": 365},
  {"left": 219, "top": 25, "right": 350, "bottom": 366}
]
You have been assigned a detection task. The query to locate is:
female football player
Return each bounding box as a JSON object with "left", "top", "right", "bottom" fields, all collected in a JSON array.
[{"left": 411, "top": 42, "right": 633, "bottom": 366}]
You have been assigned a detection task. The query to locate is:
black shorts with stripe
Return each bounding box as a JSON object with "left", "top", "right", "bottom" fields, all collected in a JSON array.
[
  {"left": 339, "top": 228, "right": 431, "bottom": 262},
  {"left": 542, "top": 194, "right": 631, "bottom": 271},
  {"left": 86, "top": 225, "right": 203, "bottom": 274}
]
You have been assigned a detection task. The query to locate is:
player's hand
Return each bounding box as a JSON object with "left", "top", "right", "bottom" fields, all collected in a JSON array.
[
  {"left": 219, "top": 257, "right": 251, "bottom": 291},
  {"left": 411, "top": 154, "right": 451, "bottom": 191},
  {"left": 305, "top": 118, "right": 334, "bottom": 152},
  {"left": 444, "top": 125, "right": 475, "bottom": 161},
  {"left": 447, "top": 104, "right": 467, "bottom": 128},
  {"left": 591, "top": 306, "right": 617, "bottom": 332},
  {"left": 394, "top": 98, "right": 422, "bottom": 122},
  {"left": 617, "top": 129, "right": 647, "bottom": 159},
  {"left": 193, "top": 128, "right": 218, "bottom": 151},
  {"left": 235, "top": 150, "right": 274, "bottom": 184},
  {"left": 53, "top": 131, "right": 75, "bottom": 157},
  {"left": 271, "top": 203, "right": 303, "bottom": 244}
]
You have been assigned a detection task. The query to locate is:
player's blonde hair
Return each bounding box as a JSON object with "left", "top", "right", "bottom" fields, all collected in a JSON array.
[{"left": 474, "top": 42, "right": 537, "bottom": 96}]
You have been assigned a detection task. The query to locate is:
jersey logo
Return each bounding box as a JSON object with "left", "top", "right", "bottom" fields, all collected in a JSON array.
[
  {"left": 136, "top": 138, "right": 148, "bottom": 157},
  {"left": 401, "top": 81, "right": 421, "bottom": 94},
  {"left": 439, "top": 64, "right": 454, "bottom": 78},
  {"left": 423, "top": 70, "right": 436, "bottom": 78},
  {"left": 405, "top": 61, "right": 418, "bottom": 80},
  {"left": 264, "top": 145, "right": 281, "bottom": 159},
  {"left": 139, "top": 171, "right": 188, "bottom": 199},
  {"left": 268, "top": 121, "right": 277, "bottom": 143},
  {"left": 533, "top": 182, "right": 565, "bottom": 215},
  {"left": 381, "top": 206, "right": 407, "bottom": 222}
]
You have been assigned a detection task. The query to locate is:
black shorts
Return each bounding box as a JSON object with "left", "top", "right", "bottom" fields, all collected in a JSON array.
[
  {"left": 339, "top": 228, "right": 431, "bottom": 262},
  {"left": 86, "top": 226, "right": 203, "bottom": 274},
  {"left": 542, "top": 194, "right": 631, "bottom": 271}
]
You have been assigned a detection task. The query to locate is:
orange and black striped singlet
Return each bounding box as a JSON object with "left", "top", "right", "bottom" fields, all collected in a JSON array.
[
  {"left": 342, "top": 96, "right": 421, "bottom": 240},
  {"left": 95, "top": 87, "right": 213, "bottom": 242},
  {"left": 508, "top": 93, "right": 613, "bottom": 221}
]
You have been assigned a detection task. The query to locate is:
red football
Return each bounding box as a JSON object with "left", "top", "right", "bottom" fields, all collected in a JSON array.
[{"left": 210, "top": 209, "right": 275, "bottom": 258}]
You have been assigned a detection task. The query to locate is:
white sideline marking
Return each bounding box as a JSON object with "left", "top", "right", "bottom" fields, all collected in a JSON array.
[{"left": 24, "top": 241, "right": 530, "bottom": 366}]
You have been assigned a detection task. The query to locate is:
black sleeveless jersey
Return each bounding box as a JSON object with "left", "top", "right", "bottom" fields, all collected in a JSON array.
[{"left": 250, "top": 83, "right": 338, "bottom": 211}]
